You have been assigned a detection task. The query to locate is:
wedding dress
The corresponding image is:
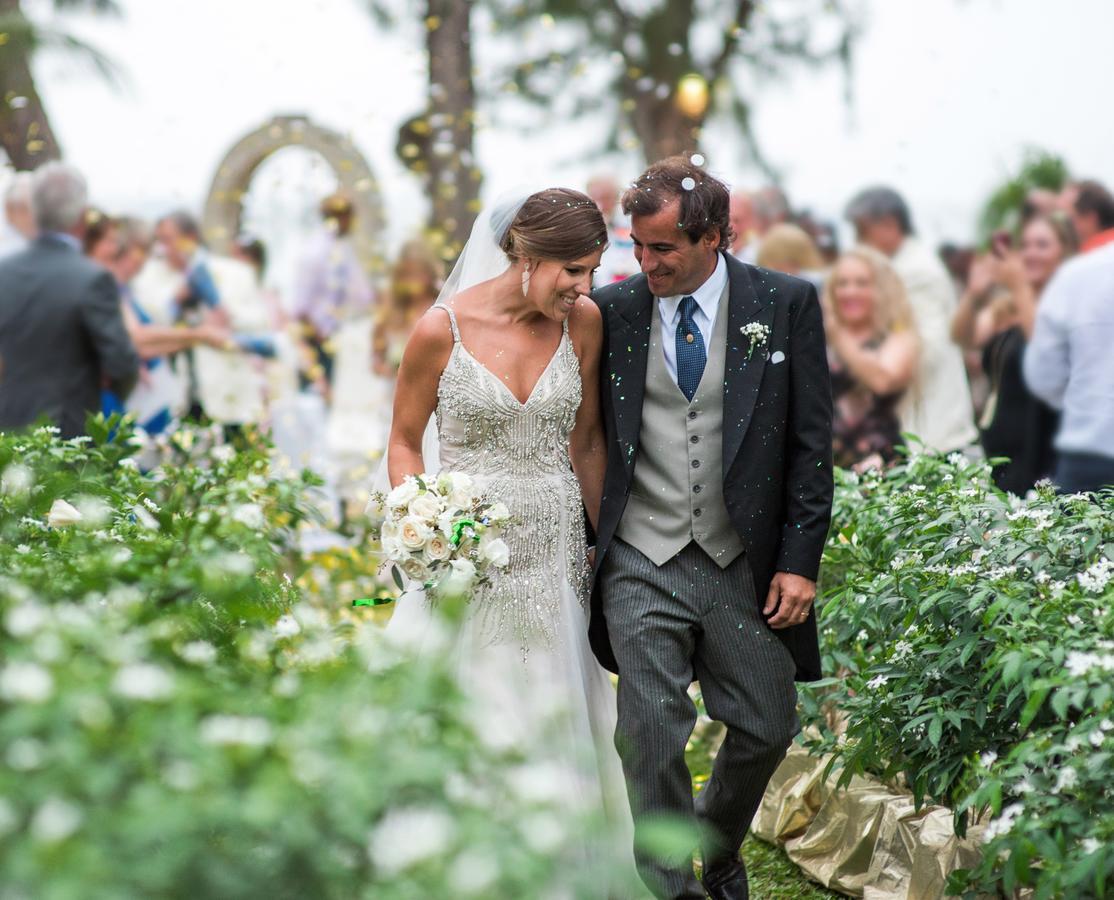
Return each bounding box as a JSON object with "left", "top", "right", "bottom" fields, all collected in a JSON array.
[{"left": 380, "top": 195, "right": 638, "bottom": 894}]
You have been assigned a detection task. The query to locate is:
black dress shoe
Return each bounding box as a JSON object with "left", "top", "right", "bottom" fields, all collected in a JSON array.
[{"left": 701, "top": 859, "right": 748, "bottom": 900}]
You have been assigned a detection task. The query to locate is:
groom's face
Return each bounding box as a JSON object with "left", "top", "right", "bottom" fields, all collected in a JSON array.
[{"left": 630, "top": 199, "right": 720, "bottom": 297}]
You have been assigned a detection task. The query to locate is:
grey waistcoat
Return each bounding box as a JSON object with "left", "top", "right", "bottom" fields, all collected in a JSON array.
[{"left": 614, "top": 284, "right": 745, "bottom": 568}]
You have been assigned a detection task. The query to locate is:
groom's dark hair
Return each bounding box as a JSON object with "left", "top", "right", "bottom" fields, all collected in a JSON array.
[{"left": 621, "top": 155, "right": 734, "bottom": 252}]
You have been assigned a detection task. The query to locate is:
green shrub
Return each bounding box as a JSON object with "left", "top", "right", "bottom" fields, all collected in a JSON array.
[
  {"left": 0, "top": 421, "right": 633, "bottom": 898},
  {"left": 802, "top": 452, "right": 1113, "bottom": 898}
]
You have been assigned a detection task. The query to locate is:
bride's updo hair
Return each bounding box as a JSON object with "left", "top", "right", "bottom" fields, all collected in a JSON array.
[{"left": 498, "top": 188, "right": 608, "bottom": 261}]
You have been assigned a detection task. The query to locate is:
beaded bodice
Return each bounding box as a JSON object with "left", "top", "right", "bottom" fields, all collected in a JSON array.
[{"left": 435, "top": 305, "right": 590, "bottom": 650}]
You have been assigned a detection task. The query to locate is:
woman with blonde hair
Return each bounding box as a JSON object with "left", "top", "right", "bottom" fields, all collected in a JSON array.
[
  {"left": 756, "top": 222, "right": 825, "bottom": 276},
  {"left": 823, "top": 245, "right": 920, "bottom": 470}
]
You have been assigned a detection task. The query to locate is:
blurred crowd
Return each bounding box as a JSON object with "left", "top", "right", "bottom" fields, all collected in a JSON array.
[{"left": 2, "top": 161, "right": 1112, "bottom": 497}]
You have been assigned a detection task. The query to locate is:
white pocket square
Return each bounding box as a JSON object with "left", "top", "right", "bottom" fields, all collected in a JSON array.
[{"left": 770, "top": 351, "right": 786, "bottom": 365}]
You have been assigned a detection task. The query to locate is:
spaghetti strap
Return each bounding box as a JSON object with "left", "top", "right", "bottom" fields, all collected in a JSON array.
[
  {"left": 562, "top": 315, "right": 570, "bottom": 336},
  {"left": 434, "top": 303, "right": 461, "bottom": 343}
]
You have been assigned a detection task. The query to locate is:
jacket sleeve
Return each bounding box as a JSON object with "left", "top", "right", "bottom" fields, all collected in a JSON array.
[
  {"left": 82, "top": 270, "right": 141, "bottom": 400},
  {"left": 776, "top": 283, "right": 834, "bottom": 581}
]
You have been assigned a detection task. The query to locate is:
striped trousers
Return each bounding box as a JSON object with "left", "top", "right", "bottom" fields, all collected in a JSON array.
[{"left": 600, "top": 538, "right": 799, "bottom": 900}]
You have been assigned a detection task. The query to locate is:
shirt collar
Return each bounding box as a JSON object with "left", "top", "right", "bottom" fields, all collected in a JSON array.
[
  {"left": 42, "top": 231, "right": 81, "bottom": 251},
  {"left": 658, "top": 251, "right": 728, "bottom": 321}
]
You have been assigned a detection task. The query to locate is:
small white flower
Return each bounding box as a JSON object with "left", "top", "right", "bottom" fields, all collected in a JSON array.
[
  {"left": 178, "top": 641, "right": 217, "bottom": 665},
  {"left": 947, "top": 452, "right": 965, "bottom": 467},
  {"left": 211, "top": 444, "right": 235, "bottom": 463},
  {"left": 132, "top": 504, "right": 159, "bottom": 530},
  {"left": 111, "top": 663, "right": 174, "bottom": 701},
  {"left": 1077, "top": 558, "right": 1113, "bottom": 594},
  {"left": 30, "top": 796, "right": 83, "bottom": 844},
  {"left": 482, "top": 502, "right": 510, "bottom": 523},
  {"left": 368, "top": 807, "right": 455, "bottom": 875},
  {"left": 1083, "top": 837, "right": 1102, "bottom": 855},
  {"left": 480, "top": 536, "right": 510, "bottom": 568},
  {"left": 46, "top": 498, "right": 83, "bottom": 527},
  {"left": 385, "top": 478, "right": 420, "bottom": 509},
  {"left": 15, "top": 543, "right": 31, "bottom": 554},
  {"left": 983, "top": 802, "right": 1024, "bottom": 842},
  {"left": 740, "top": 322, "right": 771, "bottom": 358},
  {"left": 200, "top": 714, "right": 274, "bottom": 747},
  {"left": 274, "top": 614, "right": 301, "bottom": 638},
  {"left": 439, "top": 558, "right": 477, "bottom": 596},
  {"left": 1090, "top": 729, "right": 1105, "bottom": 748},
  {"left": 4, "top": 603, "right": 49, "bottom": 637},
  {"left": 449, "top": 850, "right": 500, "bottom": 895},
  {"left": 865, "top": 674, "right": 890, "bottom": 690},
  {"left": 1055, "top": 767, "right": 1078, "bottom": 793},
  {"left": 142, "top": 497, "right": 161, "bottom": 514},
  {"left": 232, "top": 503, "right": 265, "bottom": 529},
  {"left": 0, "top": 661, "right": 54, "bottom": 703},
  {"left": 1, "top": 463, "right": 33, "bottom": 496},
  {"left": 979, "top": 750, "right": 997, "bottom": 768}
]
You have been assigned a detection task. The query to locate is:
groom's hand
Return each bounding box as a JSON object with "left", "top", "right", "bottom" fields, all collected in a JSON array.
[{"left": 764, "top": 572, "right": 817, "bottom": 629}]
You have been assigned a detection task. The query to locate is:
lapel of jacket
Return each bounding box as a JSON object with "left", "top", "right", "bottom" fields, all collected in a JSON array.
[
  {"left": 722, "top": 256, "right": 777, "bottom": 472},
  {"left": 605, "top": 277, "right": 654, "bottom": 482}
]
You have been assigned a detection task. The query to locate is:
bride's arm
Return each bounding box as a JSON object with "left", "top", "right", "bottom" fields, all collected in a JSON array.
[
  {"left": 568, "top": 297, "right": 607, "bottom": 534},
  {"left": 386, "top": 309, "right": 454, "bottom": 487}
]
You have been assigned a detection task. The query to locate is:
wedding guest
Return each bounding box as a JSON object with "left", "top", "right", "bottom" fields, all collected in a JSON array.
[
  {"left": 756, "top": 223, "right": 824, "bottom": 279},
  {"left": 82, "top": 208, "right": 118, "bottom": 267},
  {"left": 845, "top": 186, "right": 978, "bottom": 454},
  {"left": 1024, "top": 240, "right": 1114, "bottom": 494},
  {"left": 951, "top": 214, "right": 1076, "bottom": 494},
  {"left": 372, "top": 238, "right": 443, "bottom": 378},
  {"left": 753, "top": 185, "right": 791, "bottom": 235},
  {"left": 291, "top": 193, "right": 375, "bottom": 393},
  {"left": 729, "top": 188, "right": 756, "bottom": 262},
  {"left": 823, "top": 246, "right": 919, "bottom": 471},
  {"left": 103, "top": 217, "right": 227, "bottom": 433},
  {"left": 0, "top": 163, "right": 139, "bottom": 437},
  {"left": 587, "top": 173, "right": 637, "bottom": 284},
  {"left": 155, "top": 209, "right": 228, "bottom": 419},
  {"left": 1, "top": 172, "right": 35, "bottom": 258},
  {"left": 1061, "top": 179, "right": 1114, "bottom": 254}
]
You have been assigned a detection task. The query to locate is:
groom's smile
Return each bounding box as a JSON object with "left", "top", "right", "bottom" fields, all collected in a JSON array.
[{"left": 630, "top": 198, "right": 721, "bottom": 298}]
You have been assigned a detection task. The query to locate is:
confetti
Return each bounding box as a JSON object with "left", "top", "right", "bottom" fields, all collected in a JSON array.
[{"left": 681, "top": 177, "right": 696, "bottom": 191}]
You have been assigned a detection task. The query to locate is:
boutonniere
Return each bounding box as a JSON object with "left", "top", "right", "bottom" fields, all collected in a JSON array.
[{"left": 740, "top": 322, "right": 770, "bottom": 359}]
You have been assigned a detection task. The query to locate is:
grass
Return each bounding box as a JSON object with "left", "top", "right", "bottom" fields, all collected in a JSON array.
[{"left": 686, "top": 708, "right": 839, "bottom": 900}]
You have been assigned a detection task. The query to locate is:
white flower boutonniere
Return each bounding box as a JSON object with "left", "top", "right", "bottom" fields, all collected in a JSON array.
[{"left": 741, "top": 322, "right": 771, "bottom": 359}]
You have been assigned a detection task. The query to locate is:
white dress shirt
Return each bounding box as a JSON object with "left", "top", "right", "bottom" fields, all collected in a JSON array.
[
  {"left": 656, "top": 252, "right": 729, "bottom": 381},
  {"left": 1024, "top": 242, "right": 1114, "bottom": 458}
]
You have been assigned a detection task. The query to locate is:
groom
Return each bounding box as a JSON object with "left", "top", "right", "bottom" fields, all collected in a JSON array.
[{"left": 591, "top": 157, "right": 833, "bottom": 900}]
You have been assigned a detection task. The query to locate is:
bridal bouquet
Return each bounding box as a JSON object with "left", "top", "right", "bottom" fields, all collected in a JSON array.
[{"left": 370, "top": 472, "right": 511, "bottom": 599}]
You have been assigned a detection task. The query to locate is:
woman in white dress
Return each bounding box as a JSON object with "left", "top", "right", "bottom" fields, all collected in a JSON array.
[{"left": 384, "top": 189, "right": 638, "bottom": 891}]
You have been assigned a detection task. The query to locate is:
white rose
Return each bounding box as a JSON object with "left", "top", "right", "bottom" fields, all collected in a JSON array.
[
  {"left": 480, "top": 537, "right": 510, "bottom": 568},
  {"left": 380, "top": 531, "right": 405, "bottom": 560},
  {"left": 439, "top": 558, "right": 477, "bottom": 597},
  {"left": 482, "top": 502, "right": 510, "bottom": 523},
  {"left": 409, "top": 493, "right": 442, "bottom": 521},
  {"left": 400, "top": 557, "right": 430, "bottom": 582},
  {"left": 386, "top": 478, "right": 420, "bottom": 509},
  {"left": 443, "top": 472, "right": 476, "bottom": 509},
  {"left": 47, "top": 499, "right": 83, "bottom": 528},
  {"left": 398, "top": 516, "right": 432, "bottom": 551},
  {"left": 424, "top": 534, "right": 452, "bottom": 563}
]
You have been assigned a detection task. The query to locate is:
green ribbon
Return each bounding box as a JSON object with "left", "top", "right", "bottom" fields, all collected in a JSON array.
[
  {"left": 352, "top": 597, "right": 395, "bottom": 607},
  {"left": 450, "top": 519, "right": 476, "bottom": 547}
]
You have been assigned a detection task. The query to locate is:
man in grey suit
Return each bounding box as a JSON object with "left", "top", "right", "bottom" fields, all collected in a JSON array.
[
  {"left": 0, "top": 163, "right": 139, "bottom": 438},
  {"left": 592, "top": 157, "right": 833, "bottom": 899}
]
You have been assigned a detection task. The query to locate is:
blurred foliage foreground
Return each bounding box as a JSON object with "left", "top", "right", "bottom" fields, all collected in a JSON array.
[
  {"left": 0, "top": 420, "right": 633, "bottom": 899},
  {"left": 802, "top": 453, "right": 1112, "bottom": 898}
]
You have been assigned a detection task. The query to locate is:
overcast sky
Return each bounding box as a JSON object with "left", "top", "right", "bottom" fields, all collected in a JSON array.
[{"left": 16, "top": 0, "right": 1114, "bottom": 256}]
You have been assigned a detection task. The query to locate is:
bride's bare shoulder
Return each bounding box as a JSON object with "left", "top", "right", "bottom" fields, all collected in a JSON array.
[{"left": 404, "top": 306, "right": 455, "bottom": 357}]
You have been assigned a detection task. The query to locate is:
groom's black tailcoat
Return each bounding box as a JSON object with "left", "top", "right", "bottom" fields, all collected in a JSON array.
[{"left": 590, "top": 254, "right": 834, "bottom": 681}]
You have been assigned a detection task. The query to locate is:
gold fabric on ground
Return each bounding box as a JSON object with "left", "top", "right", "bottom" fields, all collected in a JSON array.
[{"left": 752, "top": 746, "right": 1005, "bottom": 899}]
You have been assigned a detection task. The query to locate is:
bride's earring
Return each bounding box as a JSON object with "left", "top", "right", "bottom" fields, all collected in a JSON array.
[{"left": 521, "top": 261, "right": 532, "bottom": 297}]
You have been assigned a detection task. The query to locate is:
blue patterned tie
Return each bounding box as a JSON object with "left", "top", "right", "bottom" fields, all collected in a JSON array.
[{"left": 675, "top": 295, "right": 706, "bottom": 401}]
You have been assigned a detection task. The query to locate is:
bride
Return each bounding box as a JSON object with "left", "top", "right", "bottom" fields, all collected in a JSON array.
[{"left": 383, "top": 188, "right": 638, "bottom": 889}]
